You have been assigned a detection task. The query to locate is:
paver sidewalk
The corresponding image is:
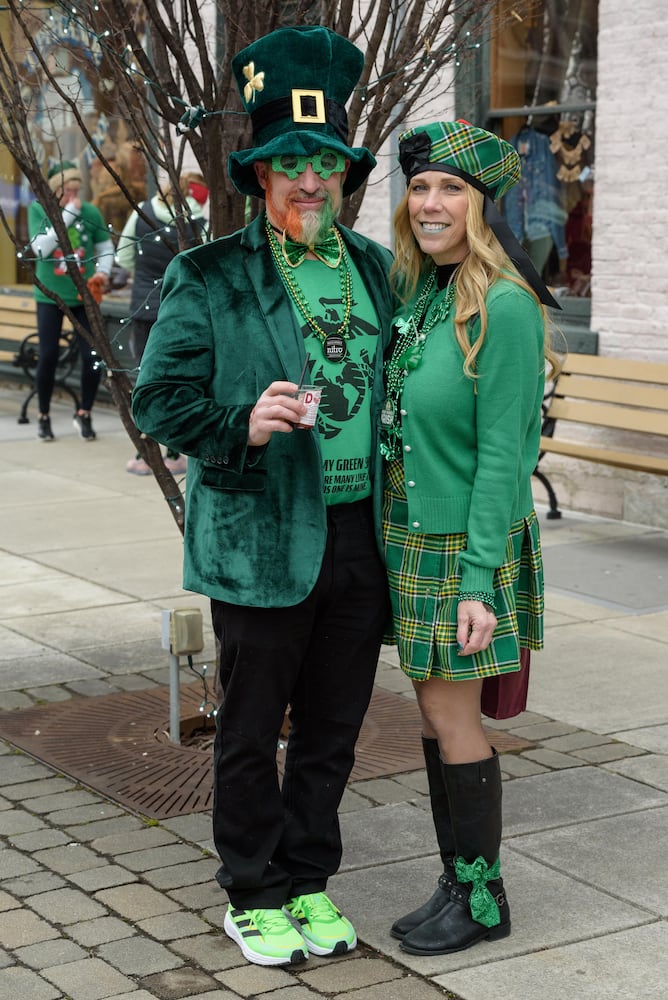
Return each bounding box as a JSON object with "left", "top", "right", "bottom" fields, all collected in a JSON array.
[{"left": 1, "top": 388, "right": 666, "bottom": 999}]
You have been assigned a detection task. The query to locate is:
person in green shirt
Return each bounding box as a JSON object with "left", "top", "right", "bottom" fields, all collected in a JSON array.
[
  {"left": 132, "top": 26, "right": 393, "bottom": 969},
  {"left": 381, "top": 120, "right": 562, "bottom": 957},
  {"left": 28, "top": 161, "right": 114, "bottom": 441}
]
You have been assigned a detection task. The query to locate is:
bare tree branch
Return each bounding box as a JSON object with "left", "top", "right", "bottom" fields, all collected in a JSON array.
[{"left": 0, "top": 0, "right": 528, "bottom": 532}]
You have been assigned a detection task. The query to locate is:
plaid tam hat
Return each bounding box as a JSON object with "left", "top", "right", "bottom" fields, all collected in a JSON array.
[
  {"left": 398, "top": 119, "right": 560, "bottom": 309},
  {"left": 398, "top": 120, "right": 520, "bottom": 200}
]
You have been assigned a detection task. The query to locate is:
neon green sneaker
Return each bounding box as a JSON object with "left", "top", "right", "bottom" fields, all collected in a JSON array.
[
  {"left": 285, "top": 892, "right": 357, "bottom": 956},
  {"left": 224, "top": 905, "right": 308, "bottom": 966}
]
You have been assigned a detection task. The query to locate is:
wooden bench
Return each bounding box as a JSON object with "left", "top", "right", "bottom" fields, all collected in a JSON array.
[
  {"left": 0, "top": 287, "right": 79, "bottom": 422},
  {"left": 533, "top": 354, "right": 668, "bottom": 518}
]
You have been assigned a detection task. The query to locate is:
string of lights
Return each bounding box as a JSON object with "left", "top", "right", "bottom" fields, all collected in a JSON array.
[
  {"left": 9, "top": 0, "right": 482, "bottom": 133},
  {"left": 4, "top": 0, "right": 485, "bottom": 379},
  {"left": 187, "top": 656, "right": 219, "bottom": 719}
]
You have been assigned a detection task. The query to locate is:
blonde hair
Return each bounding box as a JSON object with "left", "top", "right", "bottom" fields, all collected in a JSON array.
[{"left": 391, "top": 184, "right": 562, "bottom": 380}]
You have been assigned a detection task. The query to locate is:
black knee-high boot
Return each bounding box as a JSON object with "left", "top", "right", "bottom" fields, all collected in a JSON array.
[
  {"left": 390, "top": 737, "right": 457, "bottom": 940},
  {"left": 400, "top": 749, "right": 510, "bottom": 955}
]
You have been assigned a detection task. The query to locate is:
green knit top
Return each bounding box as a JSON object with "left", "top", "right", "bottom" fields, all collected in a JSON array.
[{"left": 395, "top": 275, "right": 545, "bottom": 597}]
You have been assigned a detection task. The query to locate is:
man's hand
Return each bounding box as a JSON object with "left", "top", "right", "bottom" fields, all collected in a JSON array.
[
  {"left": 248, "top": 381, "right": 306, "bottom": 447},
  {"left": 456, "top": 600, "right": 497, "bottom": 656}
]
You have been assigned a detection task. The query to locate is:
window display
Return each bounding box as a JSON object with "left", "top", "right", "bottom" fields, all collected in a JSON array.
[{"left": 490, "top": 0, "right": 597, "bottom": 299}]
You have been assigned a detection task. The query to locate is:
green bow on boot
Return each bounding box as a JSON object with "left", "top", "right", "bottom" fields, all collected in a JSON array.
[{"left": 455, "top": 855, "right": 502, "bottom": 927}]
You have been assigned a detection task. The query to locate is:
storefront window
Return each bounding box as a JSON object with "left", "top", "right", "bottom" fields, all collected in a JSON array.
[{"left": 489, "top": 0, "right": 597, "bottom": 299}]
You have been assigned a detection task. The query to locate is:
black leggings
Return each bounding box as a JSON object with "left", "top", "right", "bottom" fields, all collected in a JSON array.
[{"left": 35, "top": 301, "right": 101, "bottom": 414}]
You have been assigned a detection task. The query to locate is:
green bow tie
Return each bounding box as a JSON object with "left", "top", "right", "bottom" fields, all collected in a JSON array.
[{"left": 281, "top": 229, "right": 342, "bottom": 268}]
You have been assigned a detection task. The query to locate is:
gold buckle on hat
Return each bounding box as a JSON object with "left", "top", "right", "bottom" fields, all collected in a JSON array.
[{"left": 291, "top": 89, "right": 326, "bottom": 124}]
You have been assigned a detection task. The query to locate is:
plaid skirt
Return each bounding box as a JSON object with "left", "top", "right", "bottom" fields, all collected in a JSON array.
[{"left": 382, "top": 461, "right": 544, "bottom": 682}]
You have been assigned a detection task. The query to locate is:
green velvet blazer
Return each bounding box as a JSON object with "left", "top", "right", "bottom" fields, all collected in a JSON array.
[{"left": 132, "top": 212, "right": 394, "bottom": 606}]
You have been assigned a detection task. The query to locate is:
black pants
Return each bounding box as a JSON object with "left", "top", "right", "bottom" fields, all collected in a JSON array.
[
  {"left": 211, "top": 498, "right": 390, "bottom": 909},
  {"left": 36, "top": 302, "right": 101, "bottom": 413}
]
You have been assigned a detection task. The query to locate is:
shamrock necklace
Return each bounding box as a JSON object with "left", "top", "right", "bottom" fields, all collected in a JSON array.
[
  {"left": 266, "top": 219, "right": 353, "bottom": 362},
  {"left": 380, "top": 265, "right": 458, "bottom": 461}
]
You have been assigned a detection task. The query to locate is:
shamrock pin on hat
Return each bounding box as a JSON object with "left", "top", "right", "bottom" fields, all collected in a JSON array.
[
  {"left": 228, "top": 25, "right": 375, "bottom": 198},
  {"left": 398, "top": 120, "right": 561, "bottom": 309}
]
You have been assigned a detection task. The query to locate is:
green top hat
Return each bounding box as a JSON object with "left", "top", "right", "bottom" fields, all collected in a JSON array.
[{"left": 228, "top": 26, "right": 375, "bottom": 199}]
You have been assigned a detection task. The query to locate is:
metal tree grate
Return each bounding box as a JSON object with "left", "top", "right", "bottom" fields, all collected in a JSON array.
[{"left": 0, "top": 685, "right": 532, "bottom": 820}]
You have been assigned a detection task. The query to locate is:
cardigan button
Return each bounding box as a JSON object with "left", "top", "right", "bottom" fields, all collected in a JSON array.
[
  {"left": 412, "top": 520, "right": 420, "bottom": 528},
  {"left": 400, "top": 408, "right": 407, "bottom": 416},
  {"left": 407, "top": 480, "right": 416, "bottom": 488},
  {"left": 403, "top": 444, "right": 412, "bottom": 452}
]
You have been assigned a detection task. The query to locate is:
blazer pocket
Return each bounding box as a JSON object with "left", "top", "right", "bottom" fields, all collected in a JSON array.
[{"left": 201, "top": 466, "right": 267, "bottom": 492}]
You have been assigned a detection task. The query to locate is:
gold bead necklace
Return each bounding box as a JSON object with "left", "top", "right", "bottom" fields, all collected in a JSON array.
[{"left": 265, "top": 219, "right": 353, "bottom": 362}]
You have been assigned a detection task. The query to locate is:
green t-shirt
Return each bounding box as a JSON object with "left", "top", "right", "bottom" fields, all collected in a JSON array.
[
  {"left": 28, "top": 200, "right": 109, "bottom": 306},
  {"left": 282, "top": 252, "right": 379, "bottom": 505}
]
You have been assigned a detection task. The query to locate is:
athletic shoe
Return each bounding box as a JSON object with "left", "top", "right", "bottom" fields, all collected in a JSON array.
[
  {"left": 73, "top": 412, "right": 96, "bottom": 440},
  {"left": 38, "top": 415, "right": 54, "bottom": 441},
  {"left": 284, "top": 892, "right": 357, "bottom": 956},
  {"left": 126, "top": 456, "right": 152, "bottom": 475},
  {"left": 224, "top": 905, "right": 308, "bottom": 966},
  {"left": 163, "top": 454, "right": 187, "bottom": 474}
]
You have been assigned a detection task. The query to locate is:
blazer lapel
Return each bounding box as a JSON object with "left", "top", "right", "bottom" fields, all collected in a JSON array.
[{"left": 241, "top": 214, "right": 306, "bottom": 381}]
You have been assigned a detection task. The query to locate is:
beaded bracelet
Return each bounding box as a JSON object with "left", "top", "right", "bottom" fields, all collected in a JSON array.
[{"left": 458, "top": 591, "right": 496, "bottom": 612}]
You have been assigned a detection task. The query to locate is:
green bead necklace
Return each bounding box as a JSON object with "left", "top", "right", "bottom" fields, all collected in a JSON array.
[
  {"left": 380, "top": 266, "right": 458, "bottom": 461},
  {"left": 265, "top": 219, "right": 353, "bottom": 362}
]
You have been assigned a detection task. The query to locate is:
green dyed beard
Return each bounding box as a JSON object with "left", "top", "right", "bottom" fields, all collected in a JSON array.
[{"left": 266, "top": 184, "right": 338, "bottom": 244}]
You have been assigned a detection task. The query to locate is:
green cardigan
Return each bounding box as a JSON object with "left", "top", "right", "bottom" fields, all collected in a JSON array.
[
  {"left": 132, "top": 213, "right": 393, "bottom": 606},
  {"left": 396, "top": 277, "right": 545, "bottom": 597}
]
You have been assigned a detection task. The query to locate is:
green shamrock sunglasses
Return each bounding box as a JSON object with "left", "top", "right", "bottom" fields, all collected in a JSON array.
[{"left": 271, "top": 148, "right": 347, "bottom": 180}]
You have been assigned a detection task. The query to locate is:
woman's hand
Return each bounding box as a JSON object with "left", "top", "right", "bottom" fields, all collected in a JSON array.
[
  {"left": 248, "top": 381, "right": 306, "bottom": 447},
  {"left": 456, "top": 600, "right": 497, "bottom": 656}
]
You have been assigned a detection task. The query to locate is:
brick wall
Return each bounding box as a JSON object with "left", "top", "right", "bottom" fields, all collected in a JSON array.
[{"left": 593, "top": 0, "right": 668, "bottom": 360}]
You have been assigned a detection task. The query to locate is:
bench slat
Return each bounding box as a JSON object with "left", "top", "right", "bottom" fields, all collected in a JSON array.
[
  {"left": 540, "top": 436, "right": 668, "bottom": 474},
  {"left": 547, "top": 397, "right": 668, "bottom": 436},
  {"left": 0, "top": 308, "right": 35, "bottom": 322},
  {"left": 0, "top": 317, "right": 73, "bottom": 342},
  {"left": 561, "top": 354, "right": 668, "bottom": 384},
  {"left": 556, "top": 374, "right": 668, "bottom": 411},
  {"left": 0, "top": 321, "right": 39, "bottom": 340},
  {"left": 0, "top": 295, "right": 35, "bottom": 311}
]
